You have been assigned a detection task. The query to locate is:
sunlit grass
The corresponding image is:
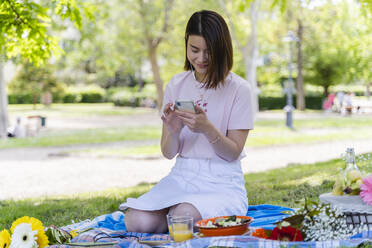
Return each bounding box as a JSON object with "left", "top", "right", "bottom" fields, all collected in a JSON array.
[
  {"left": 8, "top": 103, "right": 155, "bottom": 117},
  {"left": 0, "top": 183, "right": 155, "bottom": 230},
  {"left": 66, "top": 127, "right": 372, "bottom": 157},
  {"left": 0, "top": 127, "right": 161, "bottom": 149},
  {"left": 5, "top": 104, "right": 372, "bottom": 152},
  {"left": 2, "top": 153, "right": 371, "bottom": 230}
]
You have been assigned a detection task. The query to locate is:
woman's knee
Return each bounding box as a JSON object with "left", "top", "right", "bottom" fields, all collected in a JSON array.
[
  {"left": 170, "top": 203, "right": 202, "bottom": 223},
  {"left": 124, "top": 208, "right": 167, "bottom": 233}
]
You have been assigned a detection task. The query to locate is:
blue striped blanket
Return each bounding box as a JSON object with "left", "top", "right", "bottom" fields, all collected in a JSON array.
[{"left": 48, "top": 205, "right": 372, "bottom": 248}]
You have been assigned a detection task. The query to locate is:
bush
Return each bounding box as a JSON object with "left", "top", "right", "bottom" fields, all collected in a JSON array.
[
  {"left": 63, "top": 93, "right": 81, "bottom": 103},
  {"left": 112, "top": 91, "right": 142, "bottom": 107},
  {"left": 111, "top": 85, "right": 157, "bottom": 107},
  {"left": 304, "top": 96, "right": 324, "bottom": 109},
  {"left": 63, "top": 85, "right": 105, "bottom": 103},
  {"left": 8, "top": 93, "right": 39, "bottom": 104},
  {"left": 81, "top": 92, "right": 103, "bottom": 103},
  {"left": 259, "top": 95, "right": 323, "bottom": 110}
]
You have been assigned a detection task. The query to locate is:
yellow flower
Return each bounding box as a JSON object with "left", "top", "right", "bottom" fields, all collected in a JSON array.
[
  {"left": 69, "top": 230, "right": 78, "bottom": 238},
  {"left": 11, "top": 217, "right": 49, "bottom": 248},
  {"left": 0, "top": 229, "right": 11, "bottom": 248}
]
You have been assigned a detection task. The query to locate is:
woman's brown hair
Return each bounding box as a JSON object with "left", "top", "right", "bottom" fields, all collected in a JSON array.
[{"left": 184, "top": 10, "right": 233, "bottom": 89}]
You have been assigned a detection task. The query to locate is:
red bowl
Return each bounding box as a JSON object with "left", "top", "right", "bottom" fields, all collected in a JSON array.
[{"left": 195, "top": 216, "right": 253, "bottom": 237}]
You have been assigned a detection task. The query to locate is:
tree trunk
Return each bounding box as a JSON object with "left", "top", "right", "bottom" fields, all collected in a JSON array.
[
  {"left": 138, "top": 0, "right": 174, "bottom": 112},
  {"left": 218, "top": 0, "right": 260, "bottom": 116},
  {"left": 296, "top": 19, "right": 305, "bottom": 110},
  {"left": 0, "top": 61, "right": 9, "bottom": 139},
  {"left": 324, "top": 85, "right": 329, "bottom": 97},
  {"left": 148, "top": 45, "right": 164, "bottom": 110},
  {"left": 244, "top": 0, "right": 259, "bottom": 117},
  {"left": 366, "top": 82, "right": 371, "bottom": 100}
]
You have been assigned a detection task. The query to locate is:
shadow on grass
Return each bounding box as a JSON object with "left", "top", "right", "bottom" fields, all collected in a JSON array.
[
  {"left": 2, "top": 153, "right": 371, "bottom": 229},
  {"left": 245, "top": 158, "right": 349, "bottom": 208},
  {"left": 0, "top": 183, "right": 156, "bottom": 229}
]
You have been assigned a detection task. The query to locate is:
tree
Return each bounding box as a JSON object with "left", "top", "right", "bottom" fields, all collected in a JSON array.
[
  {"left": 219, "top": 0, "right": 260, "bottom": 117},
  {"left": 137, "top": 0, "right": 175, "bottom": 110},
  {"left": 305, "top": 49, "right": 349, "bottom": 97},
  {"left": 0, "top": 58, "right": 7, "bottom": 138},
  {"left": 296, "top": 18, "right": 305, "bottom": 110},
  {"left": 8, "top": 63, "right": 63, "bottom": 107},
  {"left": 282, "top": 0, "right": 307, "bottom": 111},
  {"left": 303, "top": 0, "right": 371, "bottom": 96},
  {"left": 0, "top": 0, "right": 94, "bottom": 138},
  {"left": 343, "top": 1, "right": 372, "bottom": 99}
]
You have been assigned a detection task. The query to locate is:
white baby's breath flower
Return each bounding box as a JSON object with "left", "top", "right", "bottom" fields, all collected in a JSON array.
[
  {"left": 302, "top": 204, "right": 358, "bottom": 241},
  {"left": 281, "top": 221, "right": 290, "bottom": 227},
  {"left": 10, "top": 223, "right": 38, "bottom": 248}
]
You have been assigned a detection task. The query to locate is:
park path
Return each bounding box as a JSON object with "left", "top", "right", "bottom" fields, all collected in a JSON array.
[
  {"left": 1, "top": 111, "right": 372, "bottom": 200},
  {"left": 1, "top": 138, "right": 371, "bottom": 201}
]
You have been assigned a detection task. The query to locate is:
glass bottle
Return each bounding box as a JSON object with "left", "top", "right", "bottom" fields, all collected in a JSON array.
[
  {"left": 342, "top": 148, "right": 362, "bottom": 195},
  {"left": 344, "top": 148, "right": 359, "bottom": 172}
]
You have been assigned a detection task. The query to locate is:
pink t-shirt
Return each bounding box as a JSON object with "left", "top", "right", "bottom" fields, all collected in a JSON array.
[{"left": 162, "top": 71, "right": 254, "bottom": 161}]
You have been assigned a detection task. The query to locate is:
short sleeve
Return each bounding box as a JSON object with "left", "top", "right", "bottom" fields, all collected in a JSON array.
[
  {"left": 161, "top": 81, "right": 174, "bottom": 115},
  {"left": 227, "top": 83, "right": 254, "bottom": 130}
]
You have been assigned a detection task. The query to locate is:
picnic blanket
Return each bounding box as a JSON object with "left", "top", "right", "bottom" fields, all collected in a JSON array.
[{"left": 48, "top": 205, "right": 372, "bottom": 248}]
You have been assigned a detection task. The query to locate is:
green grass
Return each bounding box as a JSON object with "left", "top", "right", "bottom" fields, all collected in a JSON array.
[
  {"left": 1, "top": 153, "right": 371, "bottom": 230},
  {"left": 0, "top": 127, "right": 161, "bottom": 149},
  {"left": 0, "top": 184, "right": 155, "bottom": 230},
  {"left": 4, "top": 104, "right": 372, "bottom": 150},
  {"left": 66, "top": 126, "right": 372, "bottom": 158},
  {"left": 256, "top": 115, "right": 372, "bottom": 128},
  {"left": 8, "top": 103, "right": 154, "bottom": 117}
]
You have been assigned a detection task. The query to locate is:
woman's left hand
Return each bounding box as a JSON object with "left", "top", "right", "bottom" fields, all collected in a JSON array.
[{"left": 175, "top": 105, "right": 211, "bottom": 133}]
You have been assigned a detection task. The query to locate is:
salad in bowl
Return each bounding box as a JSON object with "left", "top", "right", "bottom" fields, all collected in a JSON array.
[{"left": 195, "top": 215, "right": 253, "bottom": 237}]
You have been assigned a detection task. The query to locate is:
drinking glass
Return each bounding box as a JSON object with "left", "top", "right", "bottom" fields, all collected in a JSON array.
[{"left": 166, "top": 214, "right": 193, "bottom": 242}]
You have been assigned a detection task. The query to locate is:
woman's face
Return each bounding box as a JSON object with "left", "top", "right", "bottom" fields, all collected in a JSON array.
[{"left": 187, "top": 35, "right": 209, "bottom": 79}]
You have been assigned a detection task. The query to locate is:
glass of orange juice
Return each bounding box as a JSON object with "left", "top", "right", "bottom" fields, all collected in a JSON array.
[{"left": 166, "top": 214, "right": 193, "bottom": 242}]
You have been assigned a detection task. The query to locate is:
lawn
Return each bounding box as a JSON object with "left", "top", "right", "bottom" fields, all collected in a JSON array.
[
  {"left": 0, "top": 127, "right": 161, "bottom": 149},
  {"left": 1, "top": 153, "right": 371, "bottom": 230},
  {"left": 8, "top": 103, "right": 153, "bottom": 117},
  {"left": 3, "top": 104, "right": 372, "bottom": 153}
]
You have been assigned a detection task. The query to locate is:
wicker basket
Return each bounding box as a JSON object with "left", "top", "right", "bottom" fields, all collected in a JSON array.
[
  {"left": 344, "top": 212, "right": 372, "bottom": 229},
  {"left": 320, "top": 193, "right": 372, "bottom": 229}
]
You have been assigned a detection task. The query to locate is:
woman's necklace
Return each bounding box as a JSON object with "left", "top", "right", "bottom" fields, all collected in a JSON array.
[
  {"left": 191, "top": 70, "right": 209, "bottom": 112},
  {"left": 195, "top": 81, "right": 206, "bottom": 101}
]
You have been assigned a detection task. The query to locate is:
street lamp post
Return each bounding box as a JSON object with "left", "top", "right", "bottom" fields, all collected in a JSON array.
[{"left": 282, "top": 31, "right": 298, "bottom": 129}]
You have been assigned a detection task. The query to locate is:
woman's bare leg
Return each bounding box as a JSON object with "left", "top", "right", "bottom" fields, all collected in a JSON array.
[
  {"left": 124, "top": 208, "right": 169, "bottom": 233},
  {"left": 169, "top": 203, "right": 202, "bottom": 231}
]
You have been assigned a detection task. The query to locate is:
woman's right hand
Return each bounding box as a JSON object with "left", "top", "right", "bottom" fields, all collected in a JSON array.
[{"left": 161, "top": 103, "right": 184, "bottom": 135}]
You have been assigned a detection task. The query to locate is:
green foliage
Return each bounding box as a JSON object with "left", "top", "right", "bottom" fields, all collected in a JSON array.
[
  {"left": 305, "top": 50, "right": 348, "bottom": 92},
  {"left": 360, "top": 0, "right": 372, "bottom": 14},
  {"left": 302, "top": 1, "right": 371, "bottom": 94},
  {"left": 8, "top": 93, "right": 36, "bottom": 104},
  {"left": 0, "top": 0, "right": 95, "bottom": 65},
  {"left": 259, "top": 96, "right": 323, "bottom": 110},
  {"left": 111, "top": 85, "right": 157, "bottom": 107},
  {"left": 8, "top": 69, "right": 107, "bottom": 104},
  {"left": 62, "top": 93, "right": 81, "bottom": 103},
  {"left": 8, "top": 62, "right": 64, "bottom": 104},
  {"left": 0, "top": 0, "right": 58, "bottom": 65}
]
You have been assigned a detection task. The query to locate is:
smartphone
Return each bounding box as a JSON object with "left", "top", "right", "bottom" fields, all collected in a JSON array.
[{"left": 175, "top": 100, "right": 196, "bottom": 113}]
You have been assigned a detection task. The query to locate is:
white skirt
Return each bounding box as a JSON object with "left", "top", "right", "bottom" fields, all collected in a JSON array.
[{"left": 119, "top": 156, "right": 248, "bottom": 219}]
